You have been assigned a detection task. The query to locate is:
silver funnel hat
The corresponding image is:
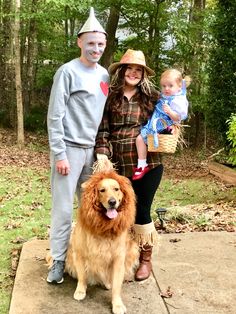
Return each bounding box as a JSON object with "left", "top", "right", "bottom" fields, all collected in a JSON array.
[{"left": 77, "top": 7, "right": 107, "bottom": 37}]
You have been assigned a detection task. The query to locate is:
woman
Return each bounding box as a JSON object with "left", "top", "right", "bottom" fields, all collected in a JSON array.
[{"left": 95, "top": 49, "right": 163, "bottom": 281}]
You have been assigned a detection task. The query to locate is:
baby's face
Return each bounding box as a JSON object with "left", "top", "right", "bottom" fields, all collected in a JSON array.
[{"left": 161, "top": 77, "right": 181, "bottom": 96}]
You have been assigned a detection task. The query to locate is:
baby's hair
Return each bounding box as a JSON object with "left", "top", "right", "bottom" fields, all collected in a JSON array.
[{"left": 160, "top": 69, "right": 183, "bottom": 86}]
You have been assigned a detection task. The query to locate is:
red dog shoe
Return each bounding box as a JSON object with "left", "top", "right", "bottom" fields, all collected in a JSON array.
[{"left": 132, "top": 166, "right": 150, "bottom": 180}]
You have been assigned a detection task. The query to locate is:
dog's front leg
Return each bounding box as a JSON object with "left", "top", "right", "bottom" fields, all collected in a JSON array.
[
  {"left": 111, "top": 256, "right": 126, "bottom": 314},
  {"left": 73, "top": 256, "right": 87, "bottom": 301}
]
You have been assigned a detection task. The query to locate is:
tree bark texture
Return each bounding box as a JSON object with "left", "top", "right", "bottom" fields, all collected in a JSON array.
[
  {"left": 14, "top": 0, "right": 24, "bottom": 147},
  {"left": 100, "top": 4, "right": 121, "bottom": 69},
  {"left": 1, "top": 0, "right": 15, "bottom": 127},
  {"left": 23, "top": 0, "right": 39, "bottom": 112}
]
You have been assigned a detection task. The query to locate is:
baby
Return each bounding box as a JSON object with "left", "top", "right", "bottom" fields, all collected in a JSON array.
[{"left": 133, "top": 68, "right": 189, "bottom": 180}]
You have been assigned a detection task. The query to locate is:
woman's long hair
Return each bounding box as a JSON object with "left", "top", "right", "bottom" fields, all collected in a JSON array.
[{"left": 107, "top": 65, "right": 159, "bottom": 119}]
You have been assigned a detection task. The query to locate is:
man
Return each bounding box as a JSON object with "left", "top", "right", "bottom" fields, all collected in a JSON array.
[{"left": 47, "top": 7, "right": 108, "bottom": 284}]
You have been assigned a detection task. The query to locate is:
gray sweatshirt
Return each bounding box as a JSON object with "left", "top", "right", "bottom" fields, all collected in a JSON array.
[{"left": 47, "top": 58, "right": 109, "bottom": 161}]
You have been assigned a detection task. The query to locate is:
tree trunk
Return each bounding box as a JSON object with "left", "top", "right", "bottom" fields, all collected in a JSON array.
[
  {"left": 100, "top": 4, "right": 121, "bottom": 69},
  {"left": 14, "top": 0, "right": 24, "bottom": 148},
  {"left": 0, "top": 3, "right": 6, "bottom": 111},
  {"left": 147, "top": 2, "right": 161, "bottom": 72},
  {"left": 1, "top": 0, "right": 15, "bottom": 127},
  {"left": 65, "top": 6, "right": 76, "bottom": 48},
  {"left": 194, "top": 111, "right": 200, "bottom": 147},
  {"left": 188, "top": 0, "right": 206, "bottom": 148},
  {"left": 24, "top": 0, "right": 38, "bottom": 113}
]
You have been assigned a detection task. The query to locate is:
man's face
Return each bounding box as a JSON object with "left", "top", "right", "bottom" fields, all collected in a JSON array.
[{"left": 78, "top": 32, "right": 106, "bottom": 65}]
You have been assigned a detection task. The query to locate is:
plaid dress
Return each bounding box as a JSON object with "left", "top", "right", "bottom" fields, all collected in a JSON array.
[{"left": 95, "top": 94, "right": 162, "bottom": 177}]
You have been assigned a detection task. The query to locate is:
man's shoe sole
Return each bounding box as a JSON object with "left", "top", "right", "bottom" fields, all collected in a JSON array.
[{"left": 47, "top": 277, "right": 64, "bottom": 284}]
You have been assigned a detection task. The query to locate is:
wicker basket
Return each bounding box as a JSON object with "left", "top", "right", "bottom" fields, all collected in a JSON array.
[{"left": 147, "top": 125, "right": 180, "bottom": 153}]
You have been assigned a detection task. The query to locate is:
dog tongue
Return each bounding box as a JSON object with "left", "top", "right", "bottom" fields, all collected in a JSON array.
[{"left": 106, "top": 209, "right": 118, "bottom": 219}]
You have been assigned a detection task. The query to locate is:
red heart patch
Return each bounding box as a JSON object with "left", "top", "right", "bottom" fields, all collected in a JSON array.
[{"left": 100, "top": 81, "right": 109, "bottom": 96}]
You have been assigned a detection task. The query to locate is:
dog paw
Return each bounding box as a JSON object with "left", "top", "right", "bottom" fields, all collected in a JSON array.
[
  {"left": 73, "top": 289, "right": 86, "bottom": 301},
  {"left": 112, "top": 301, "right": 127, "bottom": 314}
]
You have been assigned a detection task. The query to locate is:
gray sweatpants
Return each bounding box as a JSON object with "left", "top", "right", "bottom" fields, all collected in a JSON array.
[{"left": 49, "top": 145, "right": 94, "bottom": 261}]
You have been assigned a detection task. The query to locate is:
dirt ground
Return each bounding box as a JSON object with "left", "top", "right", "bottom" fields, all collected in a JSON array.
[
  {"left": 0, "top": 128, "right": 213, "bottom": 176},
  {"left": 0, "top": 128, "right": 235, "bottom": 235}
]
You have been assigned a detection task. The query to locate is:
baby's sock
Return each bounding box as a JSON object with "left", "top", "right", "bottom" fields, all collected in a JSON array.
[{"left": 137, "top": 159, "right": 148, "bottom": 169}]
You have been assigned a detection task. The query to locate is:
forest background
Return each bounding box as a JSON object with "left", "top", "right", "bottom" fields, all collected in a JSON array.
[
  {"left": 0, "top": 0, "right": 235, "bottom": 159},
  {"left": 0, "top": 1, "right": 235, "bottom": 312}
]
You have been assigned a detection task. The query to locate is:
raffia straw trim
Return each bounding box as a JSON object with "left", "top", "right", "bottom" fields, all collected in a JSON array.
[
  {"left": 92, "top": 158, "right": 117, "bottom": 173},
  {"left": 133, "top": 222, "right": 158, "bottom": 247},
  {"left": 176, "top": 124, "right": 189, "bottom": 150}
]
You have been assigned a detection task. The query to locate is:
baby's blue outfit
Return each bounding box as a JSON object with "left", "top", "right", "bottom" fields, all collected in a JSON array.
[{"left": 141, "top": 83, "right": 189, "bottom": 148}]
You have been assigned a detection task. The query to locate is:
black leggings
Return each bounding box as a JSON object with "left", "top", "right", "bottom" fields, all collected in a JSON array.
[{"left": 131, "top": 164, "right": 163, "bottom": 225}]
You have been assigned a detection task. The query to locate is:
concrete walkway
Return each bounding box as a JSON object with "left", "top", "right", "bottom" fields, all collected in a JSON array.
[{"left": 9, "top": 232, "right": 236, "bottom": 314}]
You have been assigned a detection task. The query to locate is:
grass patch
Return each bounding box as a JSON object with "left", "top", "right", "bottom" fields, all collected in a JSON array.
[
  {"left": 151, "top": 178, "right": 235, "bottom": 225},
  {"left": 0, "top": 166, "right": 51, "bottom": 314},
  {"left": 152, "top": 178, "right": 235, "bottom": 208}
]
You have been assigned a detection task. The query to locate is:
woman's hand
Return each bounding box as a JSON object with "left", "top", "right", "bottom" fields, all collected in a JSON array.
[
  {"left": 96, "top": 154, "right": 114, "bottom": 171},
  {"left": 97, "top": 153, "right": 109, "bottom": 161}
]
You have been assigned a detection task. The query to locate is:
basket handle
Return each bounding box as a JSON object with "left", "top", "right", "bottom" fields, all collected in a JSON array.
[{"left": 152, "top": 117, "right": 168, "bottom": 132}]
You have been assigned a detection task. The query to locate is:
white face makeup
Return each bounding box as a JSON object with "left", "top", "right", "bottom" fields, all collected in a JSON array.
[{"left": 78, "top": 32, "right": 106, "bottom": 66}]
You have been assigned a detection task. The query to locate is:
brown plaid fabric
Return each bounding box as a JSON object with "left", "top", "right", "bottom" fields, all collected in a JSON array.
[{"left": 95, "top": 95, "right": 162, "bottom": 177}]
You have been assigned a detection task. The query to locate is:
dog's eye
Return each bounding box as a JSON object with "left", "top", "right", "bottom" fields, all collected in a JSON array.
[
  {"left": 114, "top": 188, "right": 119, "bottom": 191},
  {"left": 99, "top": 188, "right": 105, "bottom": 193}
]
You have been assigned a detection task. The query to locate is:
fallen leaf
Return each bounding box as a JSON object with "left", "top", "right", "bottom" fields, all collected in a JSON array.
[
  {"left": 11, "top": 236, "right": 26, "bottom": 244},
  {"left": 160, "top": 286, "right": 174, "bottom": 298},
  {"left": 169, "top": 238, "right": 181, "bottom": 243}
]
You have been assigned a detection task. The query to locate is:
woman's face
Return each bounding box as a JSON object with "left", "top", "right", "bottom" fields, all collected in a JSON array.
[{"left": 124, "top": 64, "right": 143, "bottom": 87}]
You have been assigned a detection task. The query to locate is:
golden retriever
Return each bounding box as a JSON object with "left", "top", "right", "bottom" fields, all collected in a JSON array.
[{"left": 64, "top": 170, "right": 138, "bottom": 314}]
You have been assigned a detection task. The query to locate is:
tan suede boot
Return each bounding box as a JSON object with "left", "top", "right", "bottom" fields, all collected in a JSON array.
[{"left": 135, "top": 245, "right": 152, "bottom": 281}]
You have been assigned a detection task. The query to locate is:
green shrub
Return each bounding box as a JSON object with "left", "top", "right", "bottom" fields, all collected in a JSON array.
[
  {"left": 226, "top": 113, "right": 236, "bottom": 166},
  {"left": 24, "top": 106, "right": 47, "bottom": 131}
]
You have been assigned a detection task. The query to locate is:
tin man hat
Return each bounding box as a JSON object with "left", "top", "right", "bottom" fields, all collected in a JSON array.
[
  {"left": 108, "top": 49, "right": 155, "bottom": 76},
  {"left": 77, "top": 7, "right": 107, "bottom": 37}
]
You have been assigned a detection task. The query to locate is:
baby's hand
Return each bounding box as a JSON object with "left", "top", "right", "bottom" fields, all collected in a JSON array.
[
  {"left": 163, "top": 104, "right": 171, "bottom": 115},
  {"left": 163, "top": 104, "right": 180, "bottom": 122}
]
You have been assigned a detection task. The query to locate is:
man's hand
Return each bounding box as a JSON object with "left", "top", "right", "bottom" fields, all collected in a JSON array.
[{"left": 56, "top": 159, "right": 70, "bottom": 176}]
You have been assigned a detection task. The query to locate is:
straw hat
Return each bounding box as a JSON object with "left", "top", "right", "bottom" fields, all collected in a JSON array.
[
  {"left": 108, "top": 49, "right": 155, "bottom": 76},
  {"left": 77, "top": 7, "right": 107, "bottom": 37}
]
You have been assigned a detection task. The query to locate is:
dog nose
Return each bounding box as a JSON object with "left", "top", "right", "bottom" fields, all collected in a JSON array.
[{"left": 108, "top": 197, "right": 116, "bottom": 207}]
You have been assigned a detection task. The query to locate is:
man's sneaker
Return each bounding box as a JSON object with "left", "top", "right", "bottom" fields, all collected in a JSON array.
[{"left": 47, "top": 260, "right": 65, "bottom": 284}]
